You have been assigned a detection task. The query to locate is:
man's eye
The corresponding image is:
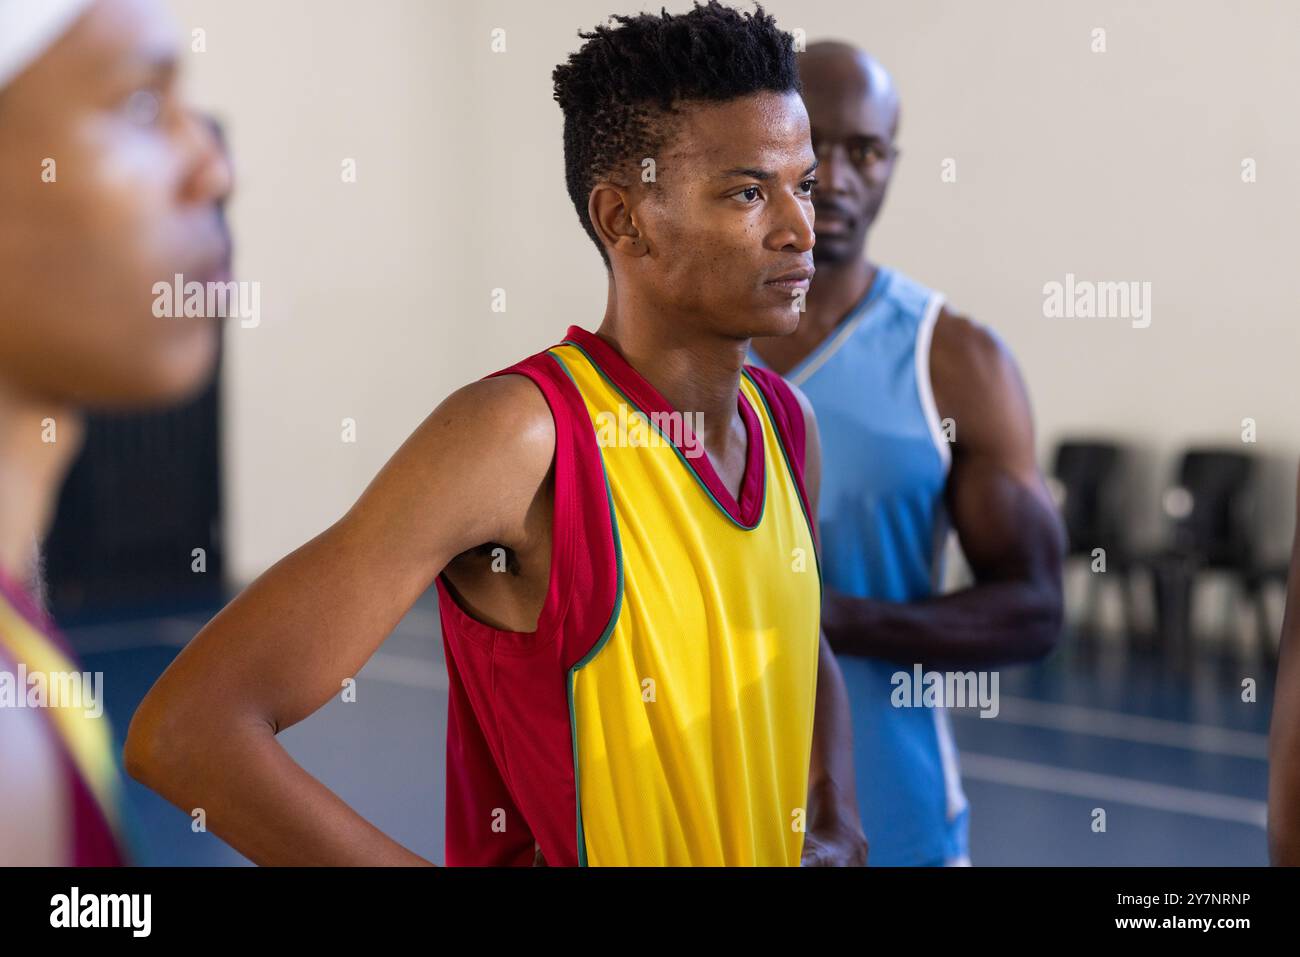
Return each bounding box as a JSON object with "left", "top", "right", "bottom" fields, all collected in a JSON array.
[
  {"left": 737, "top": 186, "right": 761, "bottom": 203},
  {"left": 124, "top": 89, "right": 163, "bottom": 126},
  {"left": 850, "top": 143, "right": 887, "bottom": 166},
  {"left": 800, "top": 178, "right": 818, "bottom": 195}
]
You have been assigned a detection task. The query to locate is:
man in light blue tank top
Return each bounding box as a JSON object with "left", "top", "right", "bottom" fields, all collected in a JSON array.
[{"left": 751, "top": 42, "right": 1067, "bottom": 865}]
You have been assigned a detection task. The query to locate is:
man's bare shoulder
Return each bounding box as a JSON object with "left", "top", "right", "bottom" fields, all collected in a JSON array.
[
  {"left": 342, "top": 371, "right": 557, "bottom": 558},
  {"left": 930, "top": 305, "right": 1017, "bottom": 398},
  {"left": 425, "top": 374, "right": 556, "bottom": 467},
  {"left": 929, "top": 305, "right": 1036, "bottom": 460}
]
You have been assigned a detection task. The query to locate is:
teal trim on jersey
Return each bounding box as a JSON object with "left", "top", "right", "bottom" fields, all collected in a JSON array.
[
  {"left": 559, "top": 339, "right": 766, "bottom": 532},
  {"left": 740, "top": 366, "right": 824, "bottom": 601},
  {"left": 547, "top": 350, "right": 625, "bottom": 868}
]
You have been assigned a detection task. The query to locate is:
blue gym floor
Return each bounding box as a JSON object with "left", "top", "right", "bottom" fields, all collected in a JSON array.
[{"left": 75, "top": 592, "right": 1271, "bottom": 866}]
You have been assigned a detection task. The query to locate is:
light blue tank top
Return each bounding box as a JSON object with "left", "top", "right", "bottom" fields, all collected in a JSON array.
[{"left": 749, "top": 266, "right": 970, "bottom": 865}]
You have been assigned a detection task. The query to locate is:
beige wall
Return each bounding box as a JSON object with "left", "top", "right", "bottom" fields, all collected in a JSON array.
[{"left": 169, "top": 0, "right": 1300, "bottom": 581}]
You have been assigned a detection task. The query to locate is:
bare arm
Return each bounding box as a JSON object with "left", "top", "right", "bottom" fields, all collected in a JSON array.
[
  {"left": 796, "top": 385, "right": 868, "bottom": 866},
  {"left": 1268, "top": 466, "right": 1300, "bottom": 865},
  {"left": 123, "top": 375, "right": 555, "bottom": 866},
  {"left": 822, "top": 310, "right": 1066, "bottom": 671}
]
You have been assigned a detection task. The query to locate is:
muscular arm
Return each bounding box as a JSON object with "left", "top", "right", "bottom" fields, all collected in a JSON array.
[
  {"left": 797, "top": 385, "right": 868, "bottom": 866},
  {"left": 1268, "top": 467, "right": 1300, "bottom": 865},
  {"left": 123, "top": 375, "right": 555, "bottom": 866},
  {"left": 822, "top": 309, "right": 1066, "bottom": 671}
]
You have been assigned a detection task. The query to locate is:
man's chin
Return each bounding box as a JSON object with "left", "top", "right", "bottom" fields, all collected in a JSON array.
[{"left": 743, "top": 308, "right": 803, "bottom": 340}]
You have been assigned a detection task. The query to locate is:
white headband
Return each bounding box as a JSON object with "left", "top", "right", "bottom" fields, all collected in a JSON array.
[{"left": 0, "top": 0, "right": 95, "bottom": 90}]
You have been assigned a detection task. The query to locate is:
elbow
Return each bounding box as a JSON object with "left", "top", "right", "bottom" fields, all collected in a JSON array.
[
  {"left": 122, "top": 697, "right": 176, "bottom": 790},
  {"left": 125, "top": 681, "right": 273, "bottom": 801},
  {"left": 123, "top": 688, "right": 211, "bottom": 793}
]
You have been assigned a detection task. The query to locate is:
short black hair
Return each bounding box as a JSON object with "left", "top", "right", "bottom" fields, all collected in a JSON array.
[{"left": 552, "top": 1, "right": 800, "bottom": 268}]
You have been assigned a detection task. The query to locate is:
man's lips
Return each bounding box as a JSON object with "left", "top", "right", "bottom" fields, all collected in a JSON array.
[{"left": 765, "top": 266, "right": 814, "bottom": 291}]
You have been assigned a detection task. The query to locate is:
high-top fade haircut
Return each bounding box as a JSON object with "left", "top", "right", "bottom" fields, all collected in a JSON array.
[{"left": 552, "top": 1, "right": 800, "bottom": 268}]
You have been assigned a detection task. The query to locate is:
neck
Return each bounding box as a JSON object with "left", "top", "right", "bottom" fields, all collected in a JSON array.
[
  {"left": 803, "top": 252, "right": 877, "bottom": 337},
  {"left": 595, "top": 277, "right": 750, "bottom": 454},
  {"left": 0, "top": 382, "right": 84, "bottom": 590}
]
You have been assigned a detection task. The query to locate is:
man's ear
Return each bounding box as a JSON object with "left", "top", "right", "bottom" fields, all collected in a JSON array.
[{"left": 588, "top": 182, "right": 649, "bottom": 261}]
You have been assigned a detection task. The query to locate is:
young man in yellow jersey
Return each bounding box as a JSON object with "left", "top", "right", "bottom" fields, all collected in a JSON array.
[{"left": 127, "top": 1, "right": 867, "bottom": 866}]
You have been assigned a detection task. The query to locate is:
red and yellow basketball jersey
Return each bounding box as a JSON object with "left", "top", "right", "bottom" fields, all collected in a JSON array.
[
  {"left": 0, "top": 566, "right": 129, "bottom": 865},
  {"left": 437, "top": 325, "right": 822, "bottom": 866}
]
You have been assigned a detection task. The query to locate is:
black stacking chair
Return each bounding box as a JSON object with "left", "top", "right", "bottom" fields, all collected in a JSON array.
[
  {"left": 1141, "top": 449, "right": 1262, "bottom": 665},
  {"left": 1051, "top": 440, "right": 1132, "bottom": 637}
]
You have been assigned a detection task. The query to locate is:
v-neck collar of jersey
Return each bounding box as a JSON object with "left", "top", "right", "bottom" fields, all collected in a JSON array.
[{"left": 562, "top": 325, "right": 765, "bottom": 529}]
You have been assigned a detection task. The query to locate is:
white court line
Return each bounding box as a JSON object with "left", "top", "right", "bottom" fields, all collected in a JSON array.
[
  {"left": 958, "top": 752, "right": 1268, "bottom": 828},
  {"left": 352, "top": 665, "right": 1270, "bottom": 830},
  {"left": 952, "top": 695, "right": 1268, "bottom": 760}
]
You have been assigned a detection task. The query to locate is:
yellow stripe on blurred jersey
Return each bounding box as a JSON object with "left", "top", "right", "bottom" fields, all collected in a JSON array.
[{"left": 0, "top": 597, "right": 123, "bottom": 834}]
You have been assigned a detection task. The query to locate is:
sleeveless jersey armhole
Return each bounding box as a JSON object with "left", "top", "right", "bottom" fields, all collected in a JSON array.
[
  {"left": 435, "top": 353, "right": 579, "bottom": 648},
  {"left": 743, "top": 364, "right": 819, "bottom": 553},
  {"left": 436, "top": 349, "right": 619, "bottom": 866},
  {"left": 481, "top": 355, "right": 576, "bottom": 645},
  {"left": 523, "top": 351, "right": 622, "bottom": 669},
  {"left": 477, "top": 350, "right": 620, "bottom": 656}
]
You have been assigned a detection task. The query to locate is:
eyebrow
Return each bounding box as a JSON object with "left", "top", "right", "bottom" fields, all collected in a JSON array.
[
  {"left": 847, "top": 133, "right": 893, "bottom": 145},
  {"left": 716, "top": 158, "right": 820, "bottom": 181}
]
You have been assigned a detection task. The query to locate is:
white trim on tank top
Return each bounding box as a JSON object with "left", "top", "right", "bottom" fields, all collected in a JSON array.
[
  {"left": 773, "top": 266, "right": 891, "bottom": 387},
  {"left": 916, "top": 291, "right": 969, "bottom": 825},
  {"left": 786, "top": 305, "right": 876, "bottom": 389},
  {"left": 782, "top": 280, "right": 969, "bottom": 831},
  {"left": 914, "top": 292, "right": 951, "bottom": 470}
]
